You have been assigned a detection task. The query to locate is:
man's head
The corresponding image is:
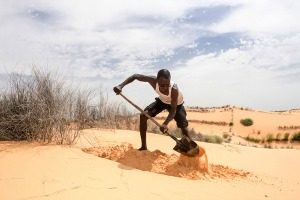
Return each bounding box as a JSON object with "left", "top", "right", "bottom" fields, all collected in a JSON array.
[
  {"left": 157, "top": 69, "right": 171, "bottom": 80},
  {"left": 157, "top": 69, "right": 171, "bottom": 93}
]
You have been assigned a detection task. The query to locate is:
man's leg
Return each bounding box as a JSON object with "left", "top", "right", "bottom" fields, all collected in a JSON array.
[
  {"left": 173, "top": 104, "right": 191, "bottom": 139},
  {"left": 139, "top": 113, "right": 148, "bottom": 150},
  {"left": 138, "top": 98, "right": 166, "bottom": 151},
  {"left": 181, "top": 127, "right": 191, "bottom": 139}
]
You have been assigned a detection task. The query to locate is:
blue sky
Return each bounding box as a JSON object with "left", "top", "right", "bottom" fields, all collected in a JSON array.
[{"left": 0, "top": 0, "right": 300, "bottom": 111}]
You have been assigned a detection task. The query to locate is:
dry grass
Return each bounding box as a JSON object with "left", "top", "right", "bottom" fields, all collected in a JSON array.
[
  {"left": 0, "top": 70, "right": 79, "bottom": 144},
  {"left": 0, "top": 69, "right": 134, "bottom": 144}
]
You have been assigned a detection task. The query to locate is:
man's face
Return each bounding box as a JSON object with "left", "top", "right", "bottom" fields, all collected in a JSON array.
[{"left": 157, "top": 77, "right": 170, "bottom": 93}]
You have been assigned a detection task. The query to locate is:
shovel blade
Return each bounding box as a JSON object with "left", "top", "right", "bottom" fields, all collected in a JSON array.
[{"left": 173, "top": 137, "right": 200, "bottom": 157}]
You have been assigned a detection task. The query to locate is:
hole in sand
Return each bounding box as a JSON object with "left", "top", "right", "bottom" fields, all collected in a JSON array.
[{"left": 82, "top": 143, "right": 250, "bottom": 180}]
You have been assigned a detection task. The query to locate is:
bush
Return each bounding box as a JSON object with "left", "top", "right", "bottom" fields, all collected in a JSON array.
[
  {"left": 0, "top": 69, "right": 133, "bottom": 143},
  {"left": 292, "top": 132, "right": 300, "bottom": 141},
  {"left": 223, "top": 133, "right": 229, "bottom": 139},
  {"left": 155, "top": 127, "right": 224, "bottom": 144},
  {"left": 266, "top": 134, "right": 274, "bottom": 143},
  {"left": 189, "top": 128, "right": 198, "bottom": 138},
  {"left": 0, "top": 70, "right": 81, "bottom": 143},
  {"left": 240, "top": 118, "right": 253, "bottom": 126},
  {"left": 170, "top": 128, "right": 182, "bottom": 138},
  {"left": 222, "top": 133, "right": 232, "bottom": 143},
  {"left": 264, "top": 143, "right": 272, "bottom": 149},
  {"left": 245, "top": 135, "right": 261, "bottom": 143},
  {"left": 149, "top": 126, "right": 160, "bottom": 134},
  {"left": 275, "top": 133, "right": 282, "bottom": 141},
  {"left": 202, "top": 135, "right": 223, "bottom": 144},
  {"left": 283, "top": 133, "right": 290, "bottom": 141}
]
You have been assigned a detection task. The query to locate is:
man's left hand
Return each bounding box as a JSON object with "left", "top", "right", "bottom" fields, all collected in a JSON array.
[{"left": 160, "top": 124, "right": 168, "bottom": 134}]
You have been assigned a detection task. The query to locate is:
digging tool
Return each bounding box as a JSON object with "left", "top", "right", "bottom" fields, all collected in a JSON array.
[{"left": 118, "top": 93, "right": 200, "bottom": 157}]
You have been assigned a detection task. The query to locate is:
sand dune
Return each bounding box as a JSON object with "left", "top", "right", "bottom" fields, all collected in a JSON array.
[{"left": 1, "top": 129, "right": 300, "bottom": 200}]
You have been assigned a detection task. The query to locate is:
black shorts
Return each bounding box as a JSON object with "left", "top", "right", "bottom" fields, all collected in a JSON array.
[{"left": 144, "top": 98, "right": 188, "bottom": 128}]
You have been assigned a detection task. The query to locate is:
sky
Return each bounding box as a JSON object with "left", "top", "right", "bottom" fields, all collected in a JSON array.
[{"left": 0, "top": 0, "right": 300, "bottom": 111}]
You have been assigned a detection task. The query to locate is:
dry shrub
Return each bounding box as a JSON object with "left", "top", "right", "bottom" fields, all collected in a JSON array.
[
  {"left": 0, "top": 70, "right": 80, "bottom": 144},
  {"left": 89, "top": 90, "right": 136, "bottom": 130}
]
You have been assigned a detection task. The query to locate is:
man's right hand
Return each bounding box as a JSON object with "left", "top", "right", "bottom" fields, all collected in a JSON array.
[{"left": 113, "top": 85, "right": 122, "bottom": 95}]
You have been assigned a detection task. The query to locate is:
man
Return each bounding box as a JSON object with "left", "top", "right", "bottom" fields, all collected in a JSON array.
[{"left": 113, "top": 69, "right": 190, "bottom": 151}]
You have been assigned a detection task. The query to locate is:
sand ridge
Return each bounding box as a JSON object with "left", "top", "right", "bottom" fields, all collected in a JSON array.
[{"left": 82, "top": 143, "right": 250, "bottom": 180}]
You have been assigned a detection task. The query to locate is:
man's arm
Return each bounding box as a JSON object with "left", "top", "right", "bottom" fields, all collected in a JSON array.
[{"left": 114, "top": 74, "right": 156, "bottom": 94}]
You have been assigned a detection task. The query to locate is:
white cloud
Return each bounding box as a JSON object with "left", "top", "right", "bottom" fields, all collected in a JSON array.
[
  {"left": 0, "top": 0, "right": 202, "bottom": 76},
  {"left": 210, "top": 0, "right": 300, "bottom": 35},
  {"left": 0, "top": 0, "right": 300, "bottom": 110},
  {"left": 172, "top": 33, "right": 300, "bottom": 110}
]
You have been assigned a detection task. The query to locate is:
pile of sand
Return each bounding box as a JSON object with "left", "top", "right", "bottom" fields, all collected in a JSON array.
[{"left": 82, "top": 143, "right": 250, "bottom": 180}]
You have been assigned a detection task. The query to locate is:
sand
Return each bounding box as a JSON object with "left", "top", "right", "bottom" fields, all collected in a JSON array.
[
  {"left": 1, "top": 129, "right": 300, "bottom": 200},
  {"left": 83, "top": 143, "right": 249, "bottom": 180}
]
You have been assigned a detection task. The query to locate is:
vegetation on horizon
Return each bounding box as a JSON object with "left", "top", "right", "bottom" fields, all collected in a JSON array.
[
  {"left": 244, "top": 131, "right": 300, "bottom": 146},
  {"left": 240, "top": 118, "right": 254, "bottom": 126},
  {"left": 278, "top": 125, "right": 300, "bottom": 130}
]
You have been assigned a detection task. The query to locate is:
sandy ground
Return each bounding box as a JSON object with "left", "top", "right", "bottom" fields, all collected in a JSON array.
[{"left": 1, "top": 129, "right": 300, "bottom": 200}]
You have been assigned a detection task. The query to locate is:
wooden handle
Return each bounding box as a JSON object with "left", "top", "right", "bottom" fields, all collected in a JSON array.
[
  {"left": 119, "top": 93, "right": 161, "bottom": 127},
  {"left": 119, "top": 92, "right": 179, "bottom": 142}
]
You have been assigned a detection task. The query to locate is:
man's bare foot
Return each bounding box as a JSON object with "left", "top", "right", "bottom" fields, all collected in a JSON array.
[{"left": 138, "top": 147, "right": 147, "bottom": 151}]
